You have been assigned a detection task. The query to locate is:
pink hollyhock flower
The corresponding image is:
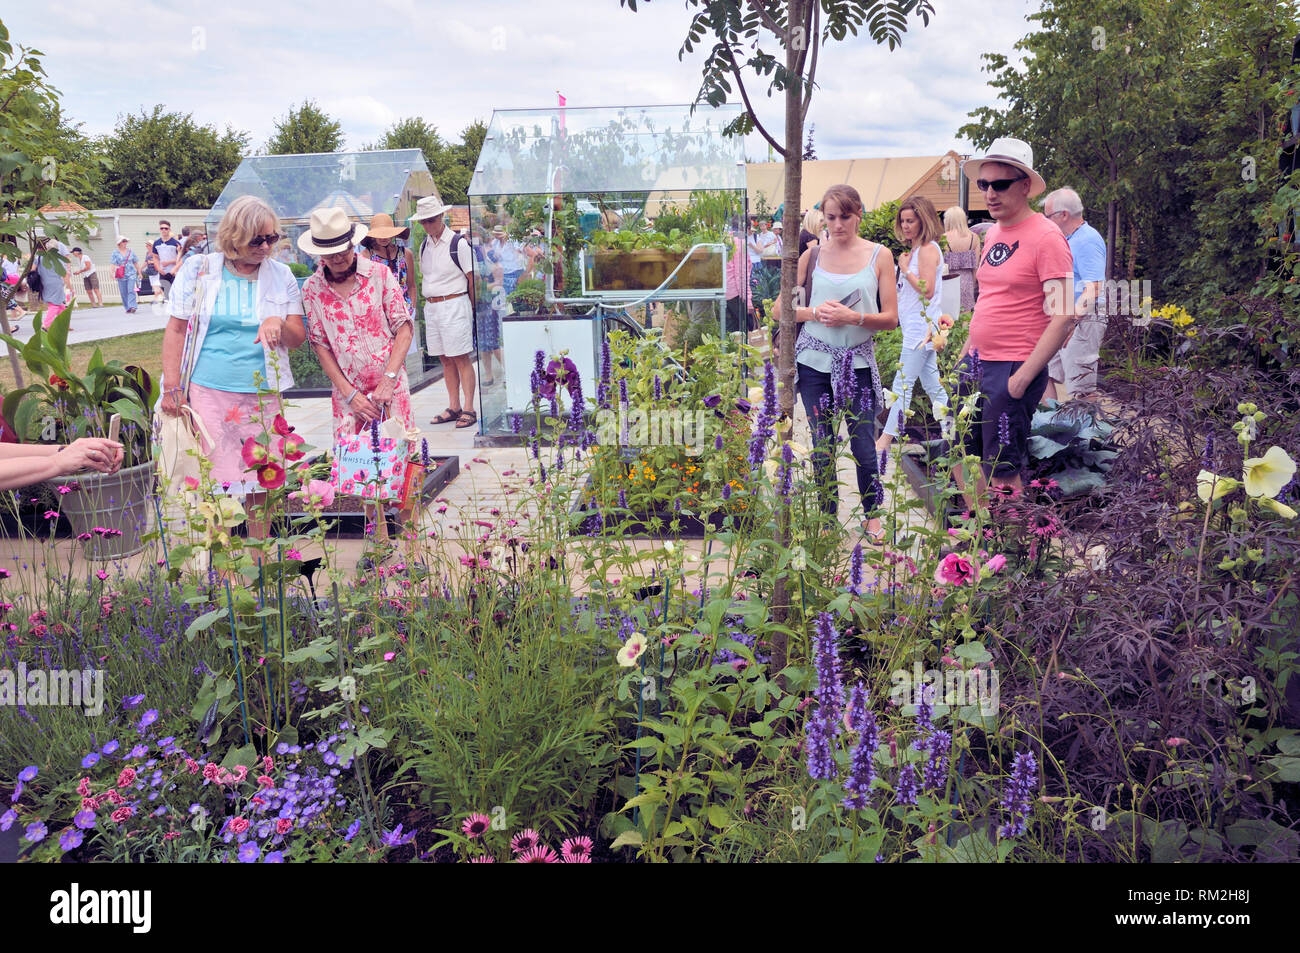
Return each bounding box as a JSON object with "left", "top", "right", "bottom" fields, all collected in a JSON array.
[
  {"left": 461, "top": 813, "right": 492, "bottom": 839},
  {"left": 511, "top": 828, "right": 541, "bottom": 855},
  {"left": 286, "top": 549, "right": 303, "bottom": 561},
  {"left": 110, "top": 806, "right": 133, "bottom": 823},
  {"left": 517, "top": 844, "right": 559, "bottom": 863},
  {"left": 277, "top": 433, "right": 307, "bottom": 462},
  {"left": 256, "top": 462, "right": 286, "bottom": 490},
  {"left": 241, "top": 437, "right": 269, "bottom": 468},
  {"left": 936, "top": 552, "right": 976, "bottom": 586},
  {"left": 184, "top": 476, "right": 201, "bottom": 490},
  {"left": 306, "top": 479, "right": 335, "bottom": 508},
  {"left": 272, "top": 414, "right": 294, "bottom": 437},
  {"left": 116, "top": 768, "right": 136, "bottom": 788},
  {"left": 985, "top": 553, "right": 1007, "bottom": 574}
]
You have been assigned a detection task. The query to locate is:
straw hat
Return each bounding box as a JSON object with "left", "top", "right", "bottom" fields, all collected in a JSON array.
[
  {"left": 963, "top": 137, "right": 1047, "bottom": 198},
  {"left": 365, "top": 212, "right": 409, "bottom": 241},
  {"left": 296, "top": 207, "right": 368, "bottom": 256},
  {"left": 408, "top": 196, "right": 452, "bottom": 223}
]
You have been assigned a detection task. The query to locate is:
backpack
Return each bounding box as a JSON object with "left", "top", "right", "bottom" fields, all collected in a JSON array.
[{"left": 420, "top": 232, "right": 471, "bottom": 278}]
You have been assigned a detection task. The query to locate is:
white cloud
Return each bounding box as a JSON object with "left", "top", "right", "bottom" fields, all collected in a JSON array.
[{"left": 8, "top": 0, "right": 1034, "bottom": 166}]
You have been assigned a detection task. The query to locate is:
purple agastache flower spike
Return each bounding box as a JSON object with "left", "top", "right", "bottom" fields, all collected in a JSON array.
[
  {"left": 998, "top": 750, "right": 1038, "bottom": 838},
  {"left": 812, "top": 612, "right": 844, "bottom": 735},
  {"left": 618, "top": 489, "right": 628, "bottom": 509},
  {"left": 842, "top": 682, "right": 878, "bottom": 809},
  {"left": 1201, "top": 432, "right": 1214, "bottom": 470},
  {"left": 849, "top": 543, "right": 864, "bottom": 595},
  {"left": 778, "top": 442, "right": 794, "bottom": 500},
  {"left": 619, "top": 377, "right": 629, "bottom": 408},
  {"left": 880, "top": 448, "right": 889, "bottom": 473},
  {"left": 911, "top": 683, "right": 934, "bottom": 749},
  {"left": 895, "top": 762, "right": 919, "bottom": 806},
  {"left": 715, "top": 432, "right": 724, "bottom": 451},
  {"left": 421, "top": 438, "right": 430, "bottom": 467},
  {"left": 922, "top": 729, "right": 952, "bottom": 792},
  {"left": 997, "top": 412, "right": 1011, "bottom": 448},
  {"left": 653, "top": 374, "right": 662, "bottom": 400},
  {"left": 804, "top": 712, "right": 836, "bottom": 780},
  {"left": 370, "top": 418, "right": 381, "bottom": 454}
]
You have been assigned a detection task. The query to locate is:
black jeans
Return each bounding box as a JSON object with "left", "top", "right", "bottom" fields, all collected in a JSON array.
[{"left": 797, "top": 361, "right": 880, "bottom": 519}]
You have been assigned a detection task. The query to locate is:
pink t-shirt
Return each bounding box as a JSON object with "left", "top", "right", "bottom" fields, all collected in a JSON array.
[{"left": 967, "top": 213, "right": 1072, "bottom": 361}]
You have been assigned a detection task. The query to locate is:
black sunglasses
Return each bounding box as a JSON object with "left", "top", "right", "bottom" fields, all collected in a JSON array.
[
  {"left": 247, "top": 233, "right": 282, "bottom": 248},
  {"left": 975, "top": 175, "right": 1028, "bottom": 193}
]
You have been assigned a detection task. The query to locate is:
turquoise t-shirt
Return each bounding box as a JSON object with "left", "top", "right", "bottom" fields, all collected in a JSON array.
[{"left": 190, "top": 269, "right": 265, "bottom": 393}]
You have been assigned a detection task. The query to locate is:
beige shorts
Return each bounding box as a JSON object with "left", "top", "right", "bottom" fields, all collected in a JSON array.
[{"left": 423, "top": 295, "right": 473, "bottom": 357}]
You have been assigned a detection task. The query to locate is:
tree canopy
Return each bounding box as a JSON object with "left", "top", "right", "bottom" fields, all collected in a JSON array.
[
  {"left": 97, "top": 106, "right": 248, "bottom": 208},
  {"left": 265, "top": 99, "right": 343, "bottom": 155},
  {"left": 366, "top": 117, "right": 487, "bottom": 206}
]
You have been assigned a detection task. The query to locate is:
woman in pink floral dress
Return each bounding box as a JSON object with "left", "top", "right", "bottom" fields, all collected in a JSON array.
[{"left": 298, "top": 209, "right": 414, "bottom": 561}]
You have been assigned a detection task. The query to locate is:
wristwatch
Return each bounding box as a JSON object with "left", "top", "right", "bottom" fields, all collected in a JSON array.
[{"left": 383, "top": 371, "right": 398, "bottom": 380}]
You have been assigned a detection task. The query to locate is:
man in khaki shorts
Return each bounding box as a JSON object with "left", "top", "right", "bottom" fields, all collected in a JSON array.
[{"left": 409, "top": 196, "right": 477, "bottom": 429}]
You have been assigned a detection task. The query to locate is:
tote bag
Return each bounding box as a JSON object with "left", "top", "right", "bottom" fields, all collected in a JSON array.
[{"left": 330, "top": 414, "right": 410, "bottom": 503}]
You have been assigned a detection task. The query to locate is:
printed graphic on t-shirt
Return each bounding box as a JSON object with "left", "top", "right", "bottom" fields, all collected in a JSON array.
[{"left": 984, "top": 240, "right": 1019, "bottom": 267}]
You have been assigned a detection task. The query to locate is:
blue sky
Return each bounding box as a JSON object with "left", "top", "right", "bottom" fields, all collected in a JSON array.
[{"left": 6, "top": 0, "right": 1037, "bottom": 160}]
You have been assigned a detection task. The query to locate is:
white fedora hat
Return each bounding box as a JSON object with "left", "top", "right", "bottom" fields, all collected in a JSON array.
[
  {"left": 963, "top": 137, "right": 1046, "bottom": 198},
  {"left": 297, "top": 207, "right": 368, "bottom": 256},
  {"left": 408, "top": 196, "right": 452, "bottom": 223}
]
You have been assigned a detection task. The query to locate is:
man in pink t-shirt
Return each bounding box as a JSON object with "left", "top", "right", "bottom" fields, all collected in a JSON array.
[{"left": 955, "top": 138, "right": 1075, "bottom": 503}]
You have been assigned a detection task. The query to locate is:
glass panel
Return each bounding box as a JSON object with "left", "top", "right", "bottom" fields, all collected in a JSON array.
[{"left": 470, "top": 104, "right": 747, "bottom": 197}]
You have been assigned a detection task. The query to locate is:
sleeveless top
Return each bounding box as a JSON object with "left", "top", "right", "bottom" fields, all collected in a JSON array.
[
  {"left": 796, "top": 243, "right": 882, "bottom": 374},
  {"left": 369, "top": 243, "right": 410, "bottom": 310},
  {"left": 898, "top": 240, "right": 942, "bottom": 350}
]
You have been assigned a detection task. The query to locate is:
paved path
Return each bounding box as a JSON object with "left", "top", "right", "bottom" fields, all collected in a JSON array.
[{"left": 4, "top": 301, "right": 170, "bottom": 346}]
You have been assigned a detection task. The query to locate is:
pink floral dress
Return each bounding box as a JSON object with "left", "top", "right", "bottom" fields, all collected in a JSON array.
[{"left": 301, "top": 257, "right": 414, "bottom": 444}]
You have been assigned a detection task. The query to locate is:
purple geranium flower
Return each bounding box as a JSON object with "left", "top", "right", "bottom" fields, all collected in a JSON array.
[
  {"left": 81, "top": 752, "right": 100, "bottom": 769},
  {"left": 59, "top": 827, "right": 84, "bottom": 851},
  {"left": 25, "top": 821, "right": 47, "bottom": 843},
  {"left": 238, "top": 842, "right": 260, "bottom": 863},
  {"left": 0, "top": 809, "right": 16, "bottom": 831},
  {"left": 74, "top": 810, "right": 96, "bottom": 830},
  {"left": 122, "top": 694, "right": 145, "bottom": 710},
  {"left": 18, "top": 766, "right": 37, "bottom": 782}
]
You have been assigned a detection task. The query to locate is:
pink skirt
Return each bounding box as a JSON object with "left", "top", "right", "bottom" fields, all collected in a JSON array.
[{"left": 187, "top": 382, "right": 286, "bottom": 496}]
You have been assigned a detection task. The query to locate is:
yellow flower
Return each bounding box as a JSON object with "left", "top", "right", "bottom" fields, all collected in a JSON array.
[
  {"left": 1242, "top": 446, "right": 1296, "bottom": 499},
  {"left": 1197, "top": 470, "right": 1240, "bottom": 503},
  {"left": 215, "top": 497, "right": 247, "bottom": 528},
  {"left": 1258, "top": 497, "right": 1298, "bottom": 519},
  {"left": 617, "top": 633, "right": 648, "bottom": 667}
]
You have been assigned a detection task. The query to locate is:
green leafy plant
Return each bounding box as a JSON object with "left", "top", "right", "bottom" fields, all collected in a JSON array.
[{"left": 0, "top": 307, "right": 158, "bottom": 467}]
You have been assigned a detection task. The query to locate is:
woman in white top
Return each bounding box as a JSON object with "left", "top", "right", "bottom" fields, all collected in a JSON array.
[
  {"left": 783, "top": 184, "right": 898, "bottom": 542},
  {"left": 877, "top": 195, "right": 949, "bottom": 457}
]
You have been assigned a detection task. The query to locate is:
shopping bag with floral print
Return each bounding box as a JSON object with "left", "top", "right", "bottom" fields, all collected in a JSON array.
[{"left": 330, "top": 414, "right": 409, "bottom": 502}]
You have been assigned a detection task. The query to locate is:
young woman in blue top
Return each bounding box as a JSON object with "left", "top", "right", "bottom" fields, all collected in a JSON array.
[
  {"left": 787, "top": 184, "right": 899, "bottom": 542},
  {"left": 876, "top": 195, "right": 949, "bottom": 457}
]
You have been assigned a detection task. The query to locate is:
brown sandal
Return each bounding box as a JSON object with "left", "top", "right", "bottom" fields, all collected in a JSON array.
[
  {"left": 455, "top": 410, "right": 478, "bottom": 429},
  {"left": 431, "top": 407, "right": 460, "bottom": 425}
]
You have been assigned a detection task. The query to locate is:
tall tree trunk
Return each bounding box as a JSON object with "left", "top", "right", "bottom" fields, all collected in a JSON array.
[
  {"left": 770, "top": 0, "right": 808, "bottom": 684},
  {"left": 1127, "top": 215, "right": 1139, "bottom": 281}
]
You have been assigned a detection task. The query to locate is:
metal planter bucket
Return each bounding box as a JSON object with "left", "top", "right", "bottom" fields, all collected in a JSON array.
[{"left": 50, "top": 460, "right": 156, "bottom": 560}]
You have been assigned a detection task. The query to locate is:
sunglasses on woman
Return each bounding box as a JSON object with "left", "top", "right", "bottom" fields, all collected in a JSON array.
[
  {"left": 975, "top": 175, "right": 1027, "bottom": 193},
  {"left": 247, "top": 233, "right": 282, "bottom": 248}
]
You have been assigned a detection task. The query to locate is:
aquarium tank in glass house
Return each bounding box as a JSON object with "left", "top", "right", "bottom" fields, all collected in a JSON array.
[
  {"left": 207, "top": 150, "right": 436, "bottom": 392},
  {"left": 468, "top": 103, "right": 749, "bottom": 439}
]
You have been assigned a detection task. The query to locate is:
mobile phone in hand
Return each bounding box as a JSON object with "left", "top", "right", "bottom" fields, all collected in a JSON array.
[
  {"left": 839, "top": 289, "right": 863, "bottom": 310},
  {"left": 107, "top": 413, "right": 121, "bottom": 444}
]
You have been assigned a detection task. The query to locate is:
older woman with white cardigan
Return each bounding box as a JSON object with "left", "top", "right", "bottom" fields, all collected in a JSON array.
[{"left": 158, "top": 195, "right": 306, "bottom": 538}]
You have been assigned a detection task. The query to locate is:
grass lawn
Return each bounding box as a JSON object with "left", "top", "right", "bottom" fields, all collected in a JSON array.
[{"left": 0, "top": 328, "right": 165, "bottom": 395}]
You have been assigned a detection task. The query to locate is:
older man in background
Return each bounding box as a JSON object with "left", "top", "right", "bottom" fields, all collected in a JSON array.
[{"left": 1044, "top": 187, "right": 1108, "bottom": 402}]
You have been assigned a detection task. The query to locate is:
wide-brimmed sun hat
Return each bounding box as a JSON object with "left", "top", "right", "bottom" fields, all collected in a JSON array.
[
  {"left": 365, "top": 213, "right": 409, "bottom": 241},
  {"left": 296, "top": 207, "right": 368, "bottom": 256},
  {"left": 116, "top": 236, "right": 129, "bottom": 244},
  {"left": 963, "top": 137, "right": 1046, "bottom": 198},
  {"left": 408, "top": 196, "right": 452, "bottom": 223}
]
